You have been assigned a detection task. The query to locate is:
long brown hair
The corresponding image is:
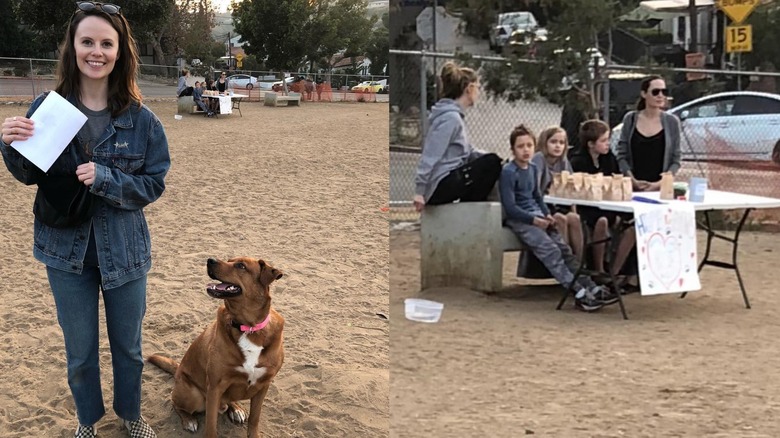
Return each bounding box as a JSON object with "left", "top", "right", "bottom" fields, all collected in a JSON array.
[
  {"left": 537, "top": 125, "right": 567, "bottom": 158},
  {"left": 636, "top": 75, "right": 664, "bottom": 111},
  {"left": 55, "top": 7, "right": 142, "bottom": 117},
  {"left": 439, "top": 61, "right": 478, "bottom": 100}
]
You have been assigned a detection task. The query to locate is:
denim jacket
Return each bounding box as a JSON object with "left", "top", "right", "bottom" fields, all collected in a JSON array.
[{"left": 0, "top": 92, "right": 170, "bottom": 289}]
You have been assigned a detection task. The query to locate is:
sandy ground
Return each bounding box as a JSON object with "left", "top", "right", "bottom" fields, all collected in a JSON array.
[
  {"left": 0, "top": 100, "right": 389, "bottom": 437},
  {"left": 391, "top": 227, "right": 780, "bottom": 438}
]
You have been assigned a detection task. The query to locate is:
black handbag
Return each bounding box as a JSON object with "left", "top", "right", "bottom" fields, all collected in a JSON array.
[{"left": 33, "top": 174, "right": 98, "bottom": 228}]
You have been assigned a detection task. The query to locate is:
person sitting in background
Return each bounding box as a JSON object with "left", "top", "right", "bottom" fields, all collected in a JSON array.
[
  {"left": 192, "top": 81, "right": 214, "bottom": 117},
  {"left": 531, "top": 125, "right": 583, "bottom": 260},
  {"left": 500, "top": 125, "right": 617, "bottom": 312},
  {"left": 177, "top": 69, "right": 193, "bottom": 97},
  {"left": 570, "top": 120, "right": 636, "bottom": 288}
]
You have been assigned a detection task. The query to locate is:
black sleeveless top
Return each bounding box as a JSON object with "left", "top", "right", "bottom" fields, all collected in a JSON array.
[{"left": 631, "top": 128, "right": 665, "bottom": 182}]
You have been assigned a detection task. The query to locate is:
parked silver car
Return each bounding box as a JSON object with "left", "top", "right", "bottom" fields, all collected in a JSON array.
[
  {"left": 611, "top": 91, "right": 780, "bottom": 167},
  {"left": 489, "top": 11, "right": 546, "bottom": 53},
  {"left": 226, "top": 74, "right": 258, "bottom": 90}
]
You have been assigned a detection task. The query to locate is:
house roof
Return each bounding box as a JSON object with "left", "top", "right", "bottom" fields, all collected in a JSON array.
[{"left": 331, "top": 55, "right": 366, "bottom": 68}]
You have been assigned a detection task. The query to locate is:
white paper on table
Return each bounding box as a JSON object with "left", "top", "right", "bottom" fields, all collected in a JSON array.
[
  {"left": 219, "top": 96, "right": 232, "bottom": 114},
  {"left": 9, "top": 91, "right": 87, "bottom": 173},
  {"left": 633, "top": 201, "right": 701, "bottom": 295}
]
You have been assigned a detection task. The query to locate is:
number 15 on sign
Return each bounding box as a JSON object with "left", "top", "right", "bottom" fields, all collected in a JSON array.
[{"left": 726, "top": 25, "right": 752, "bottom": 53}]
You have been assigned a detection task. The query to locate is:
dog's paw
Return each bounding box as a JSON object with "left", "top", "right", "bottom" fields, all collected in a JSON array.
[
  {"left": 183, "top": 418, "right": 199, "bottom": 433},
  {"left": 227, "top": 403, "right": 248, "bottom": 424}
]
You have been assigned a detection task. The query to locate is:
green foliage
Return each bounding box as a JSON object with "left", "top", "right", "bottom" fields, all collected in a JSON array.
[
  {"left": 14, "top": 0, "right": 174, "bottom": 54},
  {"left": 232, "top": 0, "right": 376, "bottom": 71},
  {"left": 743, "top": 3, "right": 780, "bottom": 73},
  {"left": 366, "top": 26, "right": 389, "bottom": 75},
  {"left": 1, "top": 0, "right": 44, "bottom": 57},
  {"left": 481, "top": 0, "right": 635, "bottom": 114}
]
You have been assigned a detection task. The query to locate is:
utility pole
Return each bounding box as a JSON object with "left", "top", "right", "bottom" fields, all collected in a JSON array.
[
  {"left": 688, "top": 0, "right": 698, "bottom": 53},
  {"left": 432, "top": 0, "right": 438, "bottom": 100}
]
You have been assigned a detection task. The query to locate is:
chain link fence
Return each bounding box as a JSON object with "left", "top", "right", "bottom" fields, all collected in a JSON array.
[{"left": 390, "top": 49, "right": 780, "bottom": 222}]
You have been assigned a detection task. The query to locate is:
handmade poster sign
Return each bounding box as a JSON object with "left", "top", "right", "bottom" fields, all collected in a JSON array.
[{"left": 633, "top": 201, "right": 701, "bottom": 295}]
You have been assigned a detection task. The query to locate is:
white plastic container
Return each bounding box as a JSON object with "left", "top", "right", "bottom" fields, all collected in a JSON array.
[
  {"left": 404, "top": 298, "right": 444, "bottom": 323},
  {"left": 174, "top": 114, "right": 183, "bottom": 120}
]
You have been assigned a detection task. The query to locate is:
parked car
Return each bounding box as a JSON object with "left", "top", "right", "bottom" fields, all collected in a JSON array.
[
  {"left": 226, "top": 74, "right": 258, "bottom": 90},
  {"left": 258, "top": 76, "right": 295, "bottom": 91},
  {"left": 610, "top": 91, "right": 780, "bottom": 166},
  {"left": 351, "top": 80, "right": 386, "bottom": 93},
  {"left": 489, "top": 11, "right": 546, "bottom": 54}
]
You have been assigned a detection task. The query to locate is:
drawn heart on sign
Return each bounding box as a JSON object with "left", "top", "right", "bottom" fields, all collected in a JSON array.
[{"left": 646, "top": 233, "right": 682, "bottom": 290}]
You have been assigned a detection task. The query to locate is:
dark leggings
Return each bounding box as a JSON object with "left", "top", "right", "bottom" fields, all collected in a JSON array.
[{"left": 428, "top": 153, "right": 502, "bottom": 205}]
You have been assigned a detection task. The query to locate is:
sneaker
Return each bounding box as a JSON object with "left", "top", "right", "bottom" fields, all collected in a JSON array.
[
  {"left": 592, "top": 285, "right": 619, "bottom": 305},
  {"left": 574, "top": 288, "right": 604, "bottom": 312},
  {"left": 122, "top": 417, "right": 156, "bottom": 438},
  {"left": 74, "top": 424, "right": 97, "bottom": 438}
]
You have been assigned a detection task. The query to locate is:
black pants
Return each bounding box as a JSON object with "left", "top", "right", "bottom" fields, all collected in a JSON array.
[
  {"left": 428, "top": 153, "right": 501, "bottom": 205},
  {"left": 178, "top": 87, "right": 193, "bottom": 97}
]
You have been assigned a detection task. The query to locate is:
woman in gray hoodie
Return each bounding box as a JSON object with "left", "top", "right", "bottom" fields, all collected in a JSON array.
[{"left": 413, "top": 62, "right": 501, "bottom": 212}]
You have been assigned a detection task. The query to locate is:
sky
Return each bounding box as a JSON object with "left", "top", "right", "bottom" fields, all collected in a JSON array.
[{"left": 213, "top": 0, "right": 232, "bottom": 13}]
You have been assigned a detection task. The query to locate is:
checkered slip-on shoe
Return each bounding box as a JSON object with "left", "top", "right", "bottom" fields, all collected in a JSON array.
[
  {"left": 122, "top": 417, "right": 156, "bottom": 438},
  {"left": 74, "top": 424, "right": 97, "bottom": 438}
]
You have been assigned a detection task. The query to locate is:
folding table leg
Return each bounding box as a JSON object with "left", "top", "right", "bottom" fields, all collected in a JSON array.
[{"left": 680, "top": 209, "right": 752, "bottom": 308}]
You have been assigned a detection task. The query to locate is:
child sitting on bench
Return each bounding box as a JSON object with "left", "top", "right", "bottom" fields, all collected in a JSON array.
[{"left": 499, "top": 124, "right": 617, "bottom": 312}]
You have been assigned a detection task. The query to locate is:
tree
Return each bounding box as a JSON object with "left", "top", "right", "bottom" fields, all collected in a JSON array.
[
  {"left": 14, "top": 0, "right": 175, "bottom": 62},
  {"left": 480, "top": 0, "right": 637, "bottom": 116},
  {"left": 1, "top": 0, "right": 43, "bottom": 57},
  {"left": 164, "top": 0, "right": 218, "bottom": 67},
  {"left": 366, "top": 26, "right": 389, "bottom": 75},
  {"left": 231, "top": 0, "right": 311, "bottom": 71},
  {"left": 231, "top": 0, "right": 376, "bottom": 72}
]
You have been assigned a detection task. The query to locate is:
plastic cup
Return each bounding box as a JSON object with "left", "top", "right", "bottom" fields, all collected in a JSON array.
[
  {"left": 404, "top": 298, "right": 444, "bottom": 323},
  {"left": 689, "top": 177, "right": 708, "bottom": 202}
]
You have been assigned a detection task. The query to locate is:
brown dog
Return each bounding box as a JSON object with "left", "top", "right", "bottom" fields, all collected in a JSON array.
[{"left": 148, "top": 257, "right": 284, "bottom": 438}]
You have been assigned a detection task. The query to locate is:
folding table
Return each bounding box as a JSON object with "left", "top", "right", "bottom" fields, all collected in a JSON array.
[{"left": 544, "top": 190, "right": 780, "bottom": 319}]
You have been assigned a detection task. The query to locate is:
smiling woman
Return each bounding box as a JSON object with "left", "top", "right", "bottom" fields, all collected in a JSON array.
[{"left": 0, "top": 3, "right": 169, "bottom": 437}]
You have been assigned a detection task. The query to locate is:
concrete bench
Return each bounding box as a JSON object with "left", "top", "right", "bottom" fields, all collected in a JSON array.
[
  {"left": 264, "top": 92, "right": 301, "bottom": 107},
  {"left": 177, "top": 95, "right": 195, "bottom": 114},
  {"left": 420, "top": 202, "right": 530, "bottom": 292}
]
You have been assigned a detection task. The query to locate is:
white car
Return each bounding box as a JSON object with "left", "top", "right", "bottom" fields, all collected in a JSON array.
[
  {"left": 489, "top": 11, "right": 546, "bottom": 53},
  {"left": 226, "top": 74, "right": 258, "bottom": 90},
  {"left": 611, "top": 91, "right": 780, "bottom": 166},
  {"left": 258, "top": 76, "right": 295, "bottom": 91}
]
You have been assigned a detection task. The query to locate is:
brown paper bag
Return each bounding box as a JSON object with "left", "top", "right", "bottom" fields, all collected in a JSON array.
[
  {"left": 582, "top": 175, "right": 592, "bottom": 200},
  {"left": 550, "top": 172, "right": 562, "bottom": 197},
  {"left": 590, "top": 174, "right": 603, "bottom": 201},
  {"left": 622, "top": 176, "right": 633, "bottom": 201},
  {"left": 572, "top": 173, "right": 584, "bottom": 199},
  {"left": 659, "top": 172, "right": 674, "bottom": 200},
  {"left": 609, "top": 175, "right": 623, "bottom": 201}
]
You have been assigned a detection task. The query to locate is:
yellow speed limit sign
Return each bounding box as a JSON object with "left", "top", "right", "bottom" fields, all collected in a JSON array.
[{"left": 726, "top": 24, "right": 752, "bottom": 53}]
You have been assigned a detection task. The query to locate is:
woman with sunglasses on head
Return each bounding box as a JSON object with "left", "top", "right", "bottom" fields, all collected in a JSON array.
[
  {"left": 413, "top": 61, "right": 502, "bottom": 211},
  {"left": 615, "top": 75, "right": 681, "bottom": 191},
  {"left": 0, "top": 2, "right": 168, "bottom": 437}
]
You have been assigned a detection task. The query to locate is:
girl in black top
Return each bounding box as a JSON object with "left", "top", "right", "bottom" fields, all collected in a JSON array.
[{"left": 571, "top": 120, "right": 636, "bottom": 280}]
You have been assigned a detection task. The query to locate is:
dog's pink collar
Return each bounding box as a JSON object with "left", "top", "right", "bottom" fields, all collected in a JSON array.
[{"left": 233, "top": 314, "right": 271, "bottom": 334}]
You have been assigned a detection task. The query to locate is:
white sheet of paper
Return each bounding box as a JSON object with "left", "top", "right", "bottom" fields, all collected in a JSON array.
[
  {"left": 9, "top": 91, "right": 87, "bottom": 172},
  {"left": 219, "top": 96, "right": 232, "bottom": 114},
  {"left": 633, "top": 202, "right": 701, "bottom": 295}
]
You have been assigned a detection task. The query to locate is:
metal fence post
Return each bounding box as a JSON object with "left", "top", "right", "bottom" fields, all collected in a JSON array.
[
  {"left": 29, "top": 58, "right": 35, "bottom": 98},
  {"left": 420, "top": 52, "right": 427, "bottom": 149}
]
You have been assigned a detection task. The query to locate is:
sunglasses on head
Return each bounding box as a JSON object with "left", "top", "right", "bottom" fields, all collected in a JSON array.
[
  {"left": 75, "top": 1, "right": 121, "bottom": 15},
  {"left": 650, "top": 88, "right": 668, "bottom": 97}
]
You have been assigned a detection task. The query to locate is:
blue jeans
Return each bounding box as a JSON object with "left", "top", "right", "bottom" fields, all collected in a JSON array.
[{"left": 47, "top": 265, "right": 147, "bottom": 426}]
